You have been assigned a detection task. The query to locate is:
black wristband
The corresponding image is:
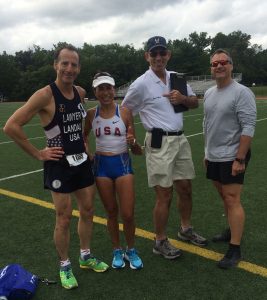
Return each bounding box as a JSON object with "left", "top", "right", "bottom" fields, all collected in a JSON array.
[{"left": 235, "top": 158, "right": 245, "bottom": 164}]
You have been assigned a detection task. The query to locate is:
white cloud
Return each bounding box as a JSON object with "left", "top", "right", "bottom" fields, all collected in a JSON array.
[{"left": 0, "top": 0, "right": 266, "bottom": 54}]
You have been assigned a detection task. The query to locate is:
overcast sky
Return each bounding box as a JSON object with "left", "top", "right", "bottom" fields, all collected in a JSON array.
[{"left": 1, "top": 0, "right": 266, "bottom": 54}]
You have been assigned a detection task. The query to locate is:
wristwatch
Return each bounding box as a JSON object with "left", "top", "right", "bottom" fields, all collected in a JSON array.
[{"left": 235, "top": 158, "right": 245, "bottom": 164}]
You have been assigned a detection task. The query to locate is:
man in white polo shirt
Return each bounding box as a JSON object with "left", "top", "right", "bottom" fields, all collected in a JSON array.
[{"left": 122, "top": 36, "right": 207, "bottom": 259}]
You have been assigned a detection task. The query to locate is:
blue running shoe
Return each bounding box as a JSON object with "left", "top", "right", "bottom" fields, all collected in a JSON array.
[
  {"left": 112, "top": 249, "right": 125, "bottom": 269},
  {"left": 124, "top": 248, "right": 143, "bottom": 270}
]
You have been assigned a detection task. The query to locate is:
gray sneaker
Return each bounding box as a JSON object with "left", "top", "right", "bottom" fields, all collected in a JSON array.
[
  {"left": 153, "top": 238, "right": 182, "bottom": 259},
  {"left": 178, "top": 227, "right": 208, "bottom": 246}
]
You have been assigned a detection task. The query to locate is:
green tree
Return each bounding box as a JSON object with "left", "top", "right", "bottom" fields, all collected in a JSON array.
[
  {"left": 0, "top": 30, "right": 266, "bottom": 101},
  {"left": 189, "top": 32, "right": 212, "bottom": 52},
  {"left": 0, "top": 52, "right": 20, "bottom": 100}
]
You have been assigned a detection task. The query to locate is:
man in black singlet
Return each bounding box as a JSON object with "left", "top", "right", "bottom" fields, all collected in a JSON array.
[{"left": 4, "top": 44, "right": 108, "bottom": 290}]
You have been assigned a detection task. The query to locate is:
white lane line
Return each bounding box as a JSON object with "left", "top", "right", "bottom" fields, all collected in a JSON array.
[
  {"left": 186, "top": 132, "right": 203, "bottom": 138},
  {"left": 0, "top": 136, "right": 45, "bottom": 145},
  {"left": 184, "top": 113, "right": 203, "bottom": 118},
  {"left": 1, "top": 134, "right": 203, "bottom": 183},
  {"left": 0, "top": 169, "right": 43, "bottom": 182},
  {"left": 0, "top": 123, "right": 41, "bottom": 130},
  {"left": 256, "top": 118, "right": 267, "bottom": 122}
]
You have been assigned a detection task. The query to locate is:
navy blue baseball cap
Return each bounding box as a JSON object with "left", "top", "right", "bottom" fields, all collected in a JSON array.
[{"left": 146, "top": 36, "right": 167, "bottom": 51}]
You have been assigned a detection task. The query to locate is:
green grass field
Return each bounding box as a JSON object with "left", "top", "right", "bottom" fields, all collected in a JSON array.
[
  {"left": 1, "top": 99, "right": 267, "bottom": 300},
  {"left": 250, "top": 86, "right": 267, "bottom": 97}
]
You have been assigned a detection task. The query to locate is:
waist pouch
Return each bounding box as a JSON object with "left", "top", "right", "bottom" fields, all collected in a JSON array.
[{"left": 151, "top": 128, "right": 163, "bottom": 149}]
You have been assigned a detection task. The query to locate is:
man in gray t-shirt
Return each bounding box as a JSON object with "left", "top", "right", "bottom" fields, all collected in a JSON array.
[{"left": 203, "top": 48, "right": 256, "bottom": 269}]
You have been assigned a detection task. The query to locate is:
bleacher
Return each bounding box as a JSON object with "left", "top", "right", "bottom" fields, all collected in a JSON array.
[
  {"left": 116, "top": 81, "right": 133, "bottom": 98},
  {"left": 115, "top": 73, "right": 242, "bottom": 98},
  {"left": 186, "top": 73, "right": 242, "bottom": 96}
]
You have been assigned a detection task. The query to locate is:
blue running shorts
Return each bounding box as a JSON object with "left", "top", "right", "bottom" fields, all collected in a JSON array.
[{"left": 94, "top": 153, "right": 133, "bottom": 179}]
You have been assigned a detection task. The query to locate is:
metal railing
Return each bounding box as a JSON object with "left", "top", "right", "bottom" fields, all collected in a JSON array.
[{"left": 115, "top": 73, "right": 242, "bottom": 97}]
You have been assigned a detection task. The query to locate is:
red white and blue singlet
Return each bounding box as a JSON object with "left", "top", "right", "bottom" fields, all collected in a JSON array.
[
  {"left": 92, "top": 104, "right": 128, "bottom": 154},
  {"left": 92, "top": 104, "right": 133, "bottom": 179}
]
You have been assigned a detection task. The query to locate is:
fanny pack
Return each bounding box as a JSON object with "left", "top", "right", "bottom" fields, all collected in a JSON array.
[
  {"left": 151, "top": 128, "right": 164, "bottom": 149},
  {"left": 150, "top": 128, "right": 184, "bottom": 149}
]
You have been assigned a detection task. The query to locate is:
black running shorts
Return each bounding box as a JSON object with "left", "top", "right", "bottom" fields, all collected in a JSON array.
[
  {"left": 206, "top": 151, "right": 251, "bottom": 185},
  {"left": 44, "top": 158, "right": 94, "bottom": 193}
]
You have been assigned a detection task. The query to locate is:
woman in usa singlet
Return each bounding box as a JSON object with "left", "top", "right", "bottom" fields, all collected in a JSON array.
[{"left": 83, "top": 72, "right": 143, "bottom": 270}]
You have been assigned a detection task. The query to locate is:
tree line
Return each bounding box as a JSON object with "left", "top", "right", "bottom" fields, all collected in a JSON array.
[{"left": 0, "top": 30, "right": 266, "bottom": 101}]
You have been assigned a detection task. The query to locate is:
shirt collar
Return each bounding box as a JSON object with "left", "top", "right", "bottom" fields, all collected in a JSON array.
[{"left": 148, "top": 67, "right": 169, "bottom": 83}]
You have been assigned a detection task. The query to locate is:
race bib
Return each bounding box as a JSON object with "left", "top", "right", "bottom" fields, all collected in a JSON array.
[{"left": 66, "top": 152, "right": 87, "bottom": 167}]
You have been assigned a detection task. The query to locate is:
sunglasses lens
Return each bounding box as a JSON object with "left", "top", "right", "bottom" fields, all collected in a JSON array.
[
  {"left": 150, "top": 50, "right": 167, "bottom": 57},
  {"left": 211, "top": 60, "right": 229, "bottom": 67}
]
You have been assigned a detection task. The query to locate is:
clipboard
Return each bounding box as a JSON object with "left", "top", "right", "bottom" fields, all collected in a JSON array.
[{"left": 170, "top": 73, "right": 188, "bottom": 113}]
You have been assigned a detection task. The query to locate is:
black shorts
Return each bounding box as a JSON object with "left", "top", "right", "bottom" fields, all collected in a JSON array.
[
  {"left": 44, "top": 158, "right": 94, "bottom": 193},
  {"left": 206, "top": 150, "right": 251, "bottom": 185}
]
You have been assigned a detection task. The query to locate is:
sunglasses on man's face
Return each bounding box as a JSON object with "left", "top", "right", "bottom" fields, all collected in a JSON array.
[
  {"left": 149, "top": 50, "right": 168, "bottom": 58},
  {"left": 210, "top": 60, "right": 231, "bottom": 68}
]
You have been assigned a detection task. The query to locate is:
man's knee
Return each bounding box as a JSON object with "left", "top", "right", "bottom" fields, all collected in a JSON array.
[
  {"left": 56, "top": 211, "right": 72, "bottom": 230},
  {"left": 79, "top": 204, "right": 94, "bottom": 220},
  {"left": 222, "top": 186, "right": 242, "bottom": 208},
  {"left": 175, "top": 180, "right": 192, "bottom": 198},
  {"left": 154, "top": 186, "right": 173, "bottom": 202},
  {"left": 224, "top": 195, "right": 242, "bottom": 209}
]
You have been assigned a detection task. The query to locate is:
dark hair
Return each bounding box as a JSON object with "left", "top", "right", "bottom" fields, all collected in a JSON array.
[
  {"left": 210, "top": 48, "right": 233, "bottom": 64},
  {"left": 93, "top": 71, "right": 112, "bottom": 80},
  {"left": 54, "top": 44, "right": 80, "bottom": 64}
]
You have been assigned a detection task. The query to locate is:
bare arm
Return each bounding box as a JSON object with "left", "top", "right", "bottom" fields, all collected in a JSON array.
[
  {"left": 83, "top": 108, "right": 95, "bottom": 160},
  {"left": 179, "top": 95, "right": 199, "bottom": 109},
  {"left": 163, "top": 90, "right": 199, "bottom": 109},
  {"left": 232, "top": 135, "right": 252, "bottom": 176},
  {"left": 76, "top": 85, "right": 87, "bottom": 102},
  {"left": 121, "top": 106, "right": 143, "bottom": 155},
  {"left": 3, "top": 87, "right": 64, "bottom": 161}
]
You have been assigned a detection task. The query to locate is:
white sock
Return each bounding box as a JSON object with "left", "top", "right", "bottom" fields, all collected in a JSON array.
[
  {"left": 156, "top": 239, "right": 165, "bottom": 246},
  {"left": 80, "top": 249, "right": 91, "bottom": 260},
  {"left": 181, "top": 226, "right": 192, "bottom": 232},
  {"left": 60, "top": 258, "right": 71, "bottom": 268}
]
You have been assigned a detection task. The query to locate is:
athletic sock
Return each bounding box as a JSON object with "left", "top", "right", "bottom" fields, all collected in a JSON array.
[
  {"left": 229, "top": 243, "right": 240, "bottom": 251},
  {"left": 180, "top": 226, "right": 192, "bottom": 232},
  {"left": 156, "top": 239, "right": 165, "bottom": 246},
  {"left": 60, "top": 258, "right": 71, "bottom": 269},
  {"left": 80, "top": 249, "right": 91, "bottom": 261},
  {"left": 226, "top": 243, "right": 241, "bottom": 258}
]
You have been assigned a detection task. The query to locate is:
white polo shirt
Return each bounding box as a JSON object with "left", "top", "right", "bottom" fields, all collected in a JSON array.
[{"left": 122, "top": 68, "right": 195, "bottom": 131}]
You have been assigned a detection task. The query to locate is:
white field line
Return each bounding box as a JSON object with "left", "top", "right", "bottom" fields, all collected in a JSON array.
[
  {"left": 0, "top": 136, "right": 45, "bottom": 145},
  {"left": 184, "top": 113, "right": 203, "bottom": 118},
  {"left": 256, "top": 117, "right": 267, "bottom": 122},
  {"left": 1, "top": 113, "right": 266, "bottom": 147},
  {"left": 186, "top": 132, "right": 203, "bottom": 138},
  {"left": 0, "top": 123, "right": 40, "bottom": 131},
  {"left": 0, "top": 169, "right": 43, "bottom": 182},
  {"left": 1, "top": 116, "right": 266, "bottom": 182},
  {"left": 133, "top": 113, "right": 203, "bottom": 126},
  {"left": 0, "top": 131, "right": 203, "bottom": 183}
]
